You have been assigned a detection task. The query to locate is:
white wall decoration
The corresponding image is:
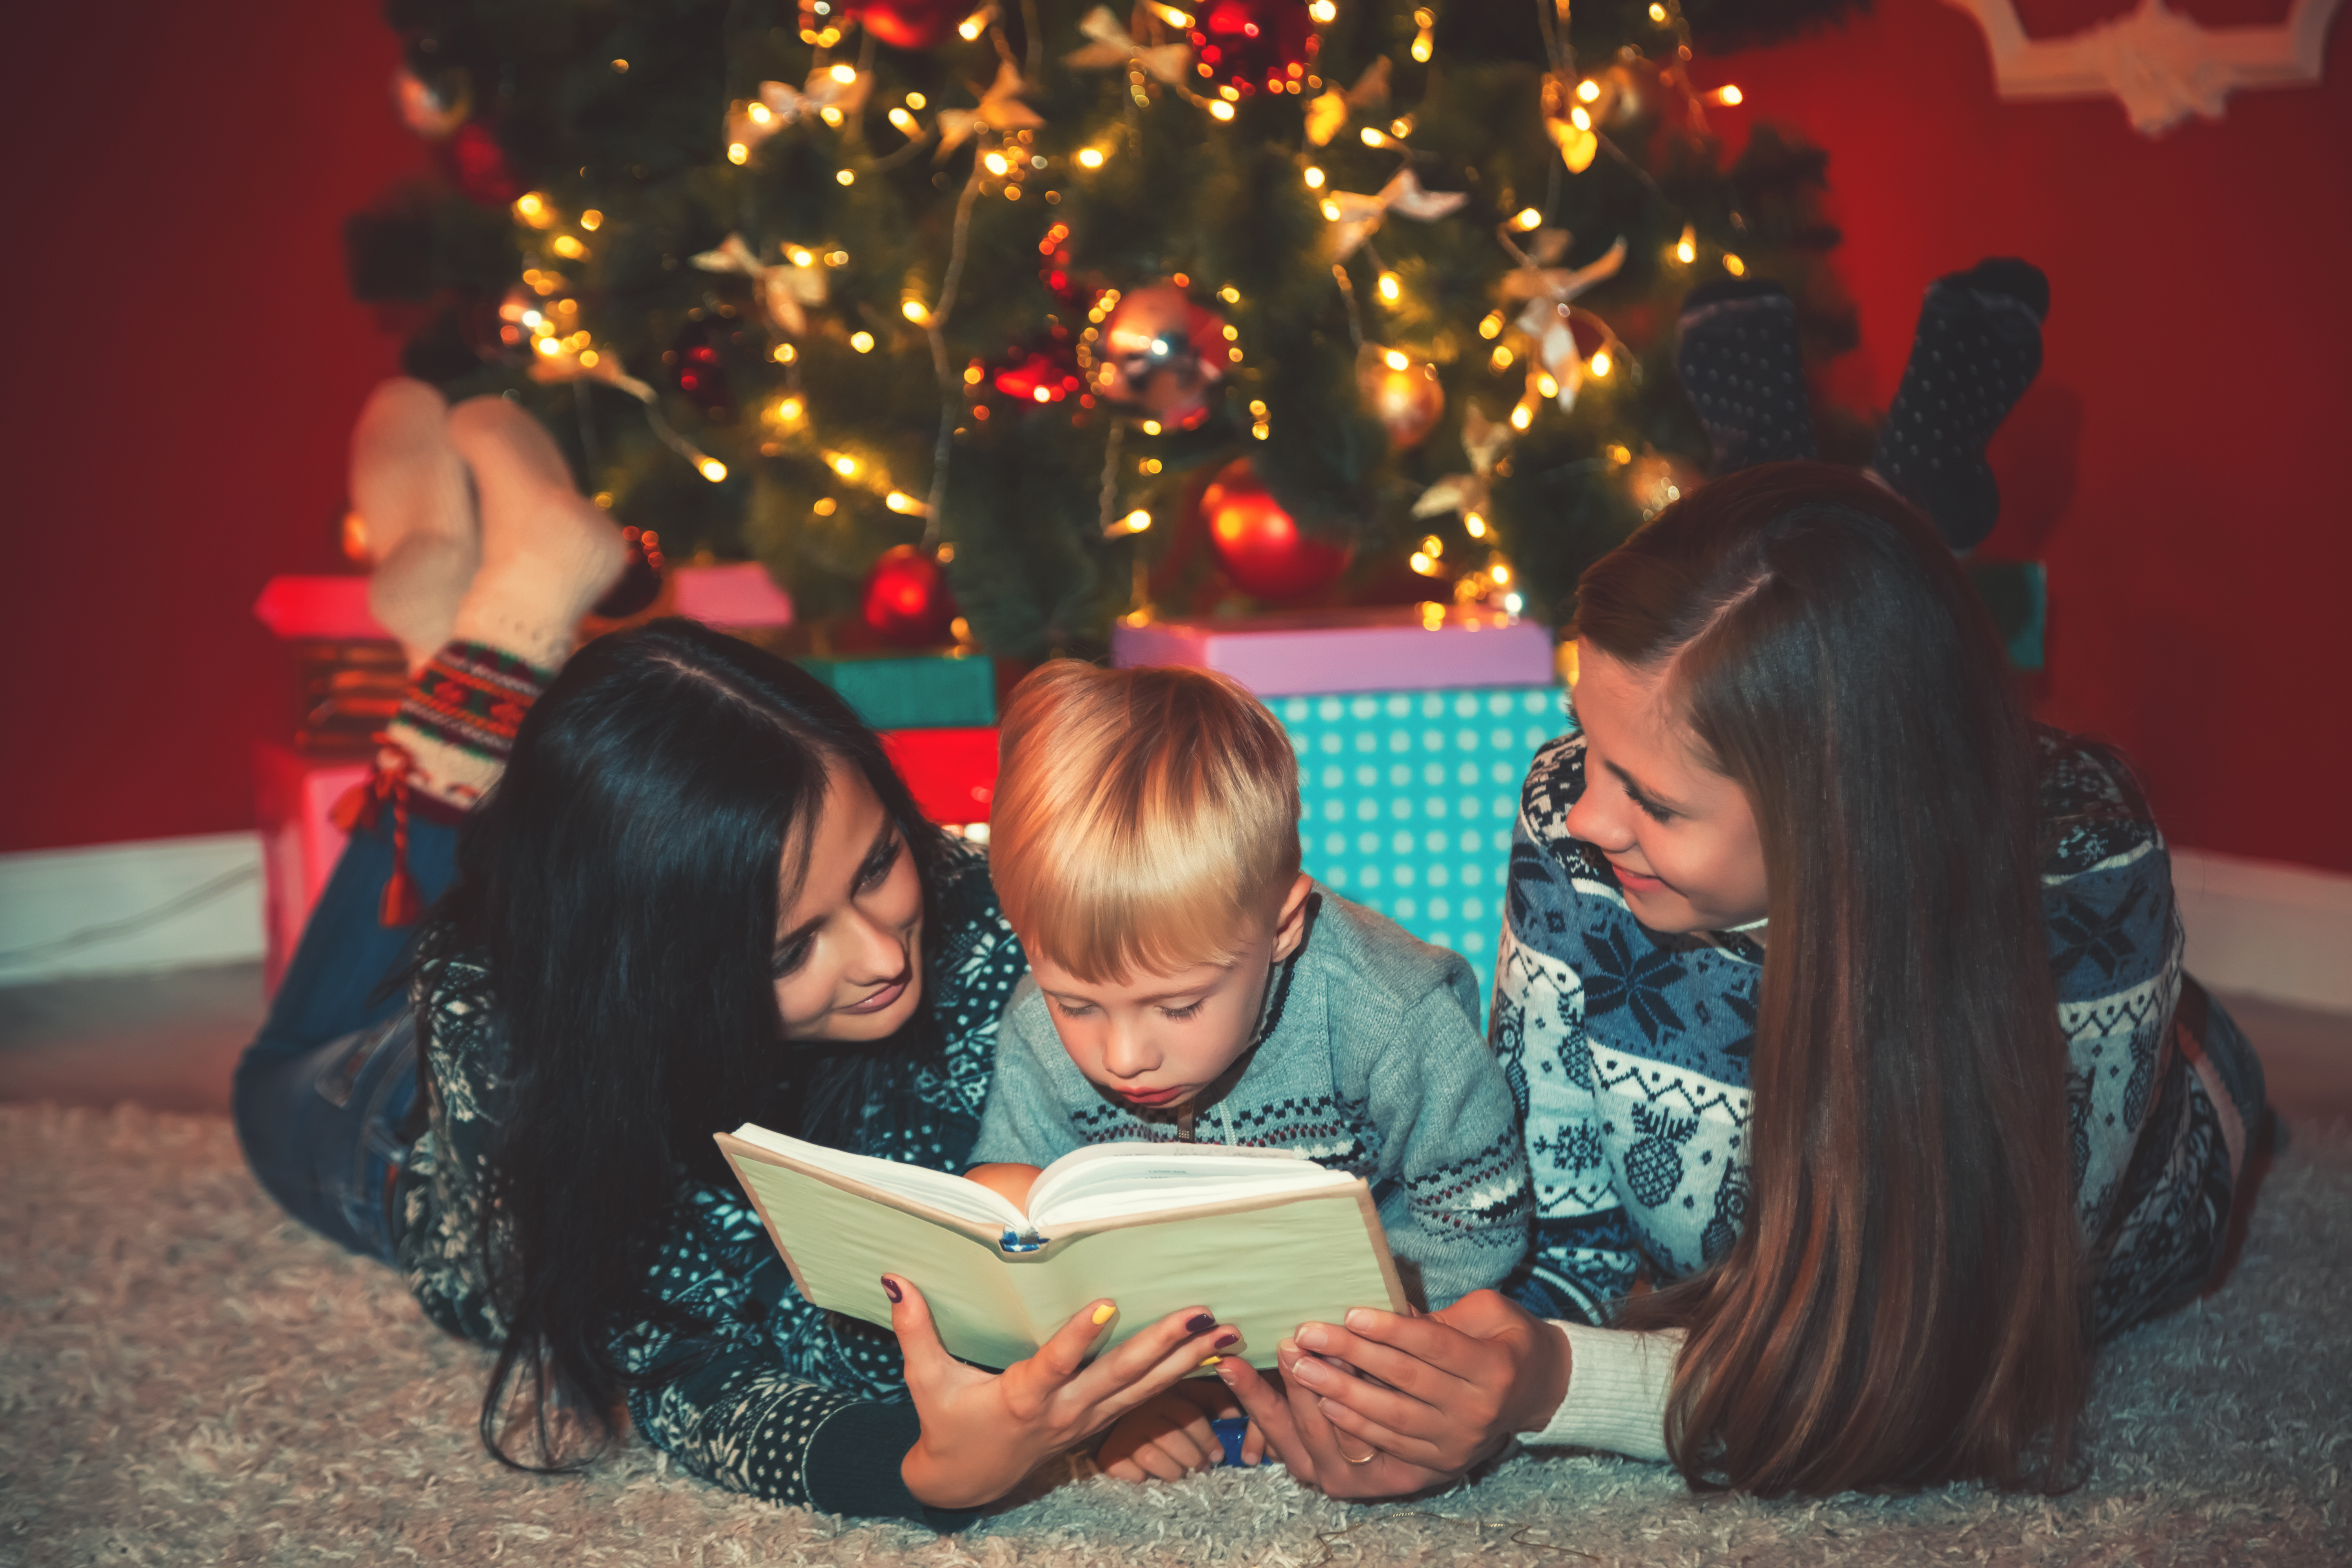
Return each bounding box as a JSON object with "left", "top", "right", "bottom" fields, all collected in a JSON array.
[{"left": 1938, "top": 0, "right": 2345, "bottom": 135}]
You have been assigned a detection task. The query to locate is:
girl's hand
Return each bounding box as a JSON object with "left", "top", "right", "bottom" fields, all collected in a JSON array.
[
  {"left": 887, "top": 1274, "right": 1236, "bottom": 1509},
  {"left": 1214, "top": 1290, "right": 1570, "bottom": 1497},
  {"left": 963, "top": 1162, "right": 1042, "bottom": 1212}
]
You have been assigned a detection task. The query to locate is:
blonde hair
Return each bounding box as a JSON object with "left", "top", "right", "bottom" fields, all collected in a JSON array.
[{"left": 991, "top": 662, "right": 1301, "bottom": 982}]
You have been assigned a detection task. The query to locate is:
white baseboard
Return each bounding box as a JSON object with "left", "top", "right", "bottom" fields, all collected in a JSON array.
[
  {"left": 0, "top": 832, "right": 265, "bottom": 987},
  {"left": 2172, "top": 847, "right": 2352, "bottom": 1015},
  {"left": 0, "top": 831, "right": 2343, "bottom": 1015}
]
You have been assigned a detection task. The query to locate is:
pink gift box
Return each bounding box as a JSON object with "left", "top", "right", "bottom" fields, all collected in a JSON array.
[
  {"left": 251, "top": 562, "right": 796, "bottom": 639},
  {"left": 254, "top": 742, "right": 373, "bottom": 993},
  {"left": 1111, "top": 604, "right": 1555, "bottom": 697}
]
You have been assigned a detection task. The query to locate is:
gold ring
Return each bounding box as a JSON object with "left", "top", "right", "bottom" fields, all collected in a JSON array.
[{"left": 1338, "top": 1443, "right": 1378, "bottom": 1465}]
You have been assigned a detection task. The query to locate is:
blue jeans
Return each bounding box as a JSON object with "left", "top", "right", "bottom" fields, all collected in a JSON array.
[{"left": 232, "top": 810, "right": 459, "bottom": 1263}]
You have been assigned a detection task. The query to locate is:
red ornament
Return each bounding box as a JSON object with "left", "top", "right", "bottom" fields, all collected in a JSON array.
[
  {"left": 1189, "top": 0, "right": 1319, "bottom": 96},
  {"left": 844, "top": 0, "right": 964, "bottom": 49},
  {"left": 991, "top": 348, "right": 1085, "bottom": 405},
  {"left": 666, "top": 316, "right": 739, "bottom": 420},
  {"left": 1358, "top": 348, "right": 1445, "bottom": 449},
  {"left": 862, "top": 543, "right": 959, "bottom": 645},
  {"left": 448, "top": 121, "right": 519, "bottom": 206},
  {"left": 1096, "top": 284, "right": 1227, "bottom": 427},
  {"left": 1199, "top": 457, "right": 1351, "bottom": 602}
]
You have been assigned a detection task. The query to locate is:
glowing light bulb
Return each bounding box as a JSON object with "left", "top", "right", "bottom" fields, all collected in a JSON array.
[
  {"left": 1390, "top": 116, "right": 1413, "bottom": 138},
  {"left": 1140, "top": 457, "right": 1163, "bottom": 474},
  {"left": 698, "top": 458, "right": 728, "bottom": 482},
  {"left": 1310, "top": 0, "right": 1336, "bottom": 18},
  {"left": 1649, "top": 2, "right": 1667, "bottom": 18},
  {"left": 514, "top": 192, "right": 548, "bottom": 223},
  {"left": 1410, "top": 552, "right": 1436, "bottom": 575},
  {"left": 889, "top": 107, "right": 918, "bottom": 134},
  {"left": 1465, "top": 513, "right": 1489, "bottom": 538},
  {"left": 533, "top": 336, "right": 562, "bottom": 357},
  {"left": 1077, "top": 147, "right": 1105, "bottom": 168},
  {"left": 1491, "top": 563, "right": 1511, "bottom": 584},
  {"left": 833, "top": 455, "right": 859, "bottom": 477},
  {"left": 1513, "top": 207, "right": 1544, "bottom": 231},
  {"left": 1675, "top": 225, "right": 1696, "bottom": 265},
  {"left": 552, "top": 235, "right": 586, "bottom": 258},
  {"left": 1219, "top": 285, "right": 1240, "bottom": 303},
  {"left": 1359, "top": 126, "right": 1385, "bottom": 147},
  {"left": 1304, "top": 165, "right": 1325, "bottom": 189},
  {"left": 773, "top": 344, "right": 797, "bottom": 364},
  {"left": 1384, "top": 349, "right": 1409, "bottom": 372},
  {"left": 1577, "top": 78, "right": 1601, "bottom": 103},
  {"left": 1589, "top": 350, "right": 1612, "bottom": 377},
  {"left": 1537, "top": 372, "right": 1559, "bottom": 399},
  {"left": 1713, "top": 85, "right": 1744, "bottom": 105},
  {"left": 776, "top": 396, "right": 804, "bottom": 421},
  {"left": 1321, "top": 199, "right": 1341, "bottom": 220},
  {"left": 1121, "top": 509, "right": 1152, "bottom": 533},
  {"left": 1412, "top": 33, "right": 1432, "bottom": 60},
  {"left": 1490, "top": 344, "right": 1515, "bottom": 371},
  {"left": 1723, "top": 253, "right": 1746, "bottom": 276},
  {"left": 1479, "top": 311, "right": 1506, "bottom": 339},
  {"left": 789, "top": 248, "right": 814, "bottom": 266},
  {"left": 727, "top": 142, "right": 749, "bottom": 164},
  {"left": 1377, "top": 272, "right": 1401, "bottom": 302},
  {"left": 902, "top": 300, "right": 930, "bottom": 324},
  {"left": 1142, "top": 420, "right": 1163, "bottom": 435},
  {"left": 984, "top": 151, "right": 1009, "bottom": 176},
  {"left": 836, "top": 169, "right": 855, "bottom": 185},
  {"left": 1510, "top": 403, "right": 1534, "bottom": 430},
  {"left": 886, "top": 491, "right": 916, "bottom": 512},
  {"left": 1570, "top": 105, "right": 1590, "bottom": 131},
  {"left": 1209, "top": 100, "right": 1235, "bottom": 121},
  {"left": 1031, "top": 386, "right": 1051, "bottom": 403},
  {"left": 958, "top": 9, "right": 988, "bottom": 37},
  {"left": 849, "top": 332, "right": 875, "bottom": 353},
  {"left": 905, "top": 91, "right": 927, "bottom": 109},
  {"left": 610, "top": 58, "right": 629, "bottom": 72},
  {"left": 813, "top": 497, "right": 837, "bottom": 516},
  {"left": 1421, "top": 535, "right": 1444, "bottom": 557},
  {"left": 829, "top": 63, "right": 858, "bottom": 84},
  {"left": 1608, "top": 443, "right": 1632, "bottom": 464},
  {"left": 580, "top": 209, "right": 603, "bottom": 231}
]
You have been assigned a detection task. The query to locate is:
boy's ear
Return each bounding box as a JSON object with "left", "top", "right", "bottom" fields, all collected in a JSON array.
[{"left": 1268, "top": 872, "right": 1315, "bottom": 964}]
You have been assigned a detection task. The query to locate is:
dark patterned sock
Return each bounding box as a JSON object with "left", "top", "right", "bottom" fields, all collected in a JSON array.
[
  {"left": 1871, "top": 258, "right": 2049, "bottom": 552},
  {"left": 1673, "top": 277, "right": 1818, "bottom": 476}
]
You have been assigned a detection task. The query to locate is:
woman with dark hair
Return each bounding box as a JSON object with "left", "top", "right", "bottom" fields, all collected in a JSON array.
[
  {"left": 234, "top": 387, "right": 1233, "bottom": 1526},
  {"left": 1215, "top": 461, "right": 2264, "bottom": 1498}
]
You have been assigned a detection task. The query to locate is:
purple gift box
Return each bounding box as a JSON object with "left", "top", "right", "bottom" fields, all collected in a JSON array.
[{"left": 1110, "top": 604, "right": 1555, "bottom": 697}]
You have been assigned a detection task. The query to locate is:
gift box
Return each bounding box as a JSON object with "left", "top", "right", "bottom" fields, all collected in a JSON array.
[
  {"left": 1278, "top": 687, "right": 1572, "bottom": 969},
  {"left": 254, "top": 742, "right": 374, "bottom": 992},
  {"left": 798, "top": 652, "right": 996, "bottom": 731},
  {"left": 880, "top": 727, "right": 999, "bottom": 829},
  {"left": 1110, "top": 604, "right": 1554, "bottom": 697}
]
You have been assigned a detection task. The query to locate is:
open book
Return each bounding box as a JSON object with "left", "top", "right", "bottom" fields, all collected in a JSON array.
[{"left": 715, "top": 1125, "right": 1408, "bottom": 1370}]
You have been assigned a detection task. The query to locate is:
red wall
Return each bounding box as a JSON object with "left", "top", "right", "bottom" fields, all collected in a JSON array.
[
  {"left": 0, "top": 1, "right": 419, "bottom": 854},
  {"left": 1706, "top": 0, "right": 2352, "bottom": 874},
  {"left": 4, "top": 0, "right": 2347, "bottom": 874}
]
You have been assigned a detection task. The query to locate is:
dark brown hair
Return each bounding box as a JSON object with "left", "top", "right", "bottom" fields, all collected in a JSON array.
[{"left": 1587, "top": 463, "right": 2086, "bottom": 1495}]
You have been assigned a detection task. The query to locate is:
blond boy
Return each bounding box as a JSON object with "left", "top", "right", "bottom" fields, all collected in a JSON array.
[{"left": 968, "top": 662, "right": 1531, "bottom": 1327}]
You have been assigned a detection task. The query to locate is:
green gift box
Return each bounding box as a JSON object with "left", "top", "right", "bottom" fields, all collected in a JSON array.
[{"left": 795, "top": 653, "right": 996, "bottom": 731}]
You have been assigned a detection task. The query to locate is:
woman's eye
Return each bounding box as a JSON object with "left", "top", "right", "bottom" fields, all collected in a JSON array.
[
  {"left": 771, "top": 941, "right": 813, "bottom": 980},
  {"left": 858, "top": 838, "right": 902, "bottom": 891}
]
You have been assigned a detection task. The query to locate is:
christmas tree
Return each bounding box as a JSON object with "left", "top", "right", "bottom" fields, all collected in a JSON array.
[{"left": 349, "top": 0, "right": 1861, "bottom": 659}]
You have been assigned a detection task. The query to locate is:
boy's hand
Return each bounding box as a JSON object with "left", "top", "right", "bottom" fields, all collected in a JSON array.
[
  {"left": 1097, "top": 1377, "right": 1239, "bottom": 1482},
  {"left": 964, "top": 1162, "right": 1042, "bottom": 1212}
]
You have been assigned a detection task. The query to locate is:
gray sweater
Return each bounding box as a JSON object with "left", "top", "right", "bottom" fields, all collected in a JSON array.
[{"left": 969, "top": 889, "right": 1532, "bottom": 1309}]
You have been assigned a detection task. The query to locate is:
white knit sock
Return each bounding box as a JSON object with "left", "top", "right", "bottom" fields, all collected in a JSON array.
[
  {"left": 446, "top": 395, "right": 626, "bottom": 671},
  {"left": 352, "top": 379, "right": 480, "bottom": 672}
]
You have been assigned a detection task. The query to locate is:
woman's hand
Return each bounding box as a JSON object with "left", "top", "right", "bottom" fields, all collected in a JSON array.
[
  {"left": 886, "top": 1274, "right": 1236, "bottom": 1510},
  {"left": 1214, "top": 1290, "right": 1570, "bottom": 1497}
]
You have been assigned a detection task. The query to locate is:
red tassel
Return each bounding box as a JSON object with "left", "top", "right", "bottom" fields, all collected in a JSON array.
[{"left": 335, "top": 740, "right": 427, "bottom": 928}]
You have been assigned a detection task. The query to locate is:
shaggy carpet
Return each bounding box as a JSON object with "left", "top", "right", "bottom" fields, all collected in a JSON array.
[{"left": 3, "top": 1105, "right": 2346, "bottom": 1568}]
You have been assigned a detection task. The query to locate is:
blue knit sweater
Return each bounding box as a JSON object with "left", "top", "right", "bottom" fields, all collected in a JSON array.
[{"left": 1494, "top": 726, "right": 2260, "bottom": 1339}]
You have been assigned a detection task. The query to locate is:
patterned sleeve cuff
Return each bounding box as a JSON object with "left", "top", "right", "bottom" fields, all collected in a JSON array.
[{"left": 1527, "top": 1321, "right": 1680, "bottom": 1461}]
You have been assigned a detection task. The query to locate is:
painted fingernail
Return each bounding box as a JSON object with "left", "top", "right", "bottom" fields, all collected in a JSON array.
[
  {"left": 1213, "top": 1331, "right": 1240, "bottom": 1350},
  {"left": 1092, "top": 1303, "right": 1116, "bottom": 1325},
  {"left": 1185, "top": 1313, "right": 1216, "bottom": 1334},
  {"left": 881, "top": 1276, "right": 902, "bottom": 1303},
  {"left": 1198, "top": 1355, "right": 1223, "bottom": 1368}
]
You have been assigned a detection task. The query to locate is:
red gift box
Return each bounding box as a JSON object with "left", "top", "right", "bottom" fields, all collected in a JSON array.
[{"left": 881, "top": 727, "right": 998, "bottom": 829}]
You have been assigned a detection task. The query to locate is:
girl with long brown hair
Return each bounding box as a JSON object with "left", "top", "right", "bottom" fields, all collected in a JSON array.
[{"left": 1215, "top": 461, "right": 2265, "bottom": 1498}]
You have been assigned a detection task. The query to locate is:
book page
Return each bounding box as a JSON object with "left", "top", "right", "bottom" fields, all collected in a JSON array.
[
  {"left": 1028, "top": 1142, "right": 1353, "bottom": 1228},
  {"left": 728, "top": 1122, "right": 1026, "bottom": 1233}
]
